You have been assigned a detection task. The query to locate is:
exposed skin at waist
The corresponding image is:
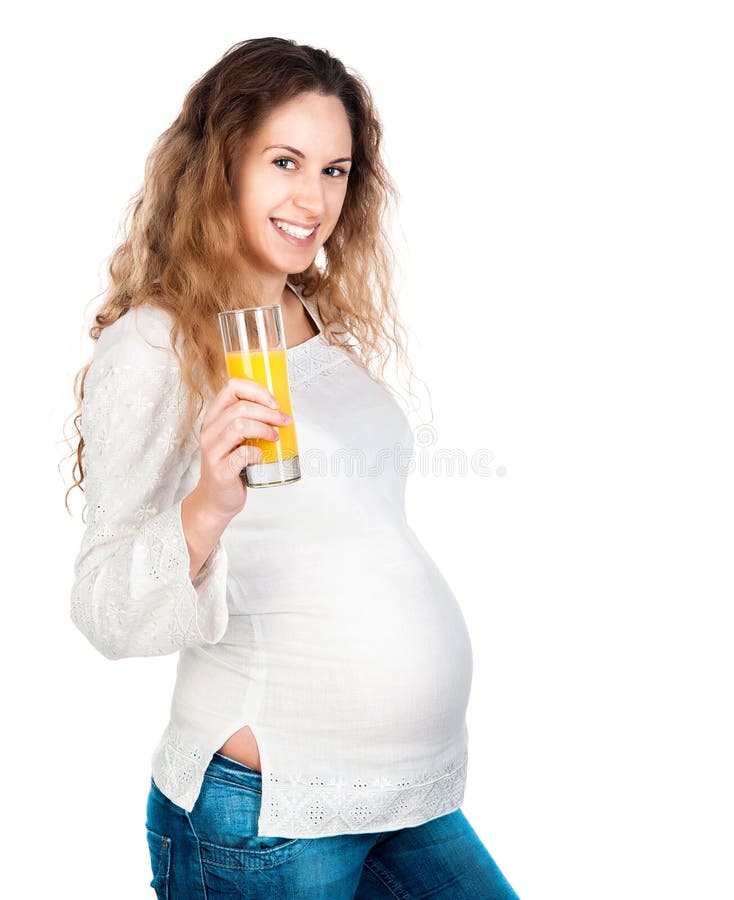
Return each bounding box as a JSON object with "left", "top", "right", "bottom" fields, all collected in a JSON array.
[{"left": 218, "top": 725, "right": 262, "bottom": 771}]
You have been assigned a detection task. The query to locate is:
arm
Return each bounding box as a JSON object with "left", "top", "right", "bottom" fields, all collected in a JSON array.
[
  {"left": 69, "top": 309, "right": 230, "bottom": 660},
  {"left": 181, "top": 487, "right": 232, "bottom": 582}
]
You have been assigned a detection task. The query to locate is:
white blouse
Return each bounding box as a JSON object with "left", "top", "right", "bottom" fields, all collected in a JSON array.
[{"left": 70, "top": 282, "right": 473, "bottom": 838}]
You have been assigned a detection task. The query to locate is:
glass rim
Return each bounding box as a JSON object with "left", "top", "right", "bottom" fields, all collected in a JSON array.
[{"left": 217, "top": 304, "right": 282, "bottom": 319}]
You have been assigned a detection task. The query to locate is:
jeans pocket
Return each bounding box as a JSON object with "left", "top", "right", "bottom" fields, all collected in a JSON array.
[
  {"left": 200, "top": 835, "right": 313, "bottom": 896},
  {"left": 145, "top": 827, "right": 172, "bottom": 899},
  {"left": 190, "top": 771, "right": 312, "bottom": 885}
]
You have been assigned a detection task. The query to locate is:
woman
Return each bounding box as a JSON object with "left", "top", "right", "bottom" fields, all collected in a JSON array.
[{"left": 67, "top": 37, "right": 519, "bottom": 899}]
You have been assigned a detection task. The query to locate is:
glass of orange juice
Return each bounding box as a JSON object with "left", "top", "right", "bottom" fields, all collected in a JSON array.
[{"left": 217, "top": 305, "right": 301, "bottom": 488}]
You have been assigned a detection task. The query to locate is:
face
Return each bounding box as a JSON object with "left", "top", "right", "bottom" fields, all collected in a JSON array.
[{"left": 233, "top": 91, "right": 353, "bottom": 278}]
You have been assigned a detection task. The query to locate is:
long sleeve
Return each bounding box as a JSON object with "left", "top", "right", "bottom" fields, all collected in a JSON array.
[{"left": 70, "top": 306, "right": 229, "bottom": 660}]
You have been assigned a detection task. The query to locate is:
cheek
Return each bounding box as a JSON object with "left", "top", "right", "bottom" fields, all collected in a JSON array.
[
  {"left": 328, "top": 184, "right": 350, "bottom": 218},
  {"left": 236, "top": 202, "right": 258, "bottom": 240},
  {"left": 237, "top": 171, "right": 284, "bottom": 219}
]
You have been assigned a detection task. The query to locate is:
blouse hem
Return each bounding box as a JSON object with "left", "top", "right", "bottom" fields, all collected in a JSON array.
[{"left": 150, "top": 726, "right": 468, "bottom": 838}]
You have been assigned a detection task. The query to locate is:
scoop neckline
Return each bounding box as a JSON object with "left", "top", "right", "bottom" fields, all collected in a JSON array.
[{"left": 287, "top": 331, "right": 323, "bottom": 353}]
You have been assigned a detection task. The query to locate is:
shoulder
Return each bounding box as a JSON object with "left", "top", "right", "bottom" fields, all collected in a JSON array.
[
  {"left": 82, "top": 306, "right": 191, "bottom": 430},
  {"left": 84, "top": 305, "right": 185, "bottom": 411},
  {"left": 92, "top": 304, "right": 179, "bottom": 371}
]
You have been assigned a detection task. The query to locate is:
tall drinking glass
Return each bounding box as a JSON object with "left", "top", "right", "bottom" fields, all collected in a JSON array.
[{"left": 217, "top": 305, "right": 301, "bottom": 488}]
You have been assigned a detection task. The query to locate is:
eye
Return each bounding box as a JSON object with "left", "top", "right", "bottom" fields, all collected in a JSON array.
[
  {"left": 273, "top": 157, "right": 297, "bottom": 170},
  {"left": 324, "top": 166, "right": 349, "bottom": 178}
]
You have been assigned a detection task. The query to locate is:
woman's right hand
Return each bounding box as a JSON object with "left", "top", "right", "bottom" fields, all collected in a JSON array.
[{"left": 194, "top": 377, "right": 293, "bottom": 521}]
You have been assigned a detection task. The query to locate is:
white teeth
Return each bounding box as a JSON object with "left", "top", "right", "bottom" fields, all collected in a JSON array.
[{"left": 273, "top": 219, "right": 315, "bottom": 239}]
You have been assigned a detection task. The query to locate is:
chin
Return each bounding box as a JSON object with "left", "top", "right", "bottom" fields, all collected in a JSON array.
[{"left": 281, "top": 249, "right": 320, "bottom": 271}]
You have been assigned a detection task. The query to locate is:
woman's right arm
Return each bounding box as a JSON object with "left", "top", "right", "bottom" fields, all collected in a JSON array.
[{"left": 69, "top": 307, "right": 287, "bottom": 660}]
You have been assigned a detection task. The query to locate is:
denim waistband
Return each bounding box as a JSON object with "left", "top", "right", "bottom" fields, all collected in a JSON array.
[{"left": 208, "top": 751, "right": 263, "bottom": 786}]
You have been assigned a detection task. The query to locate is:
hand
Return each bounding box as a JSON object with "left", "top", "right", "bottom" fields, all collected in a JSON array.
[{"left": 194, "top": 376, "right": 293, "bottom": 521}]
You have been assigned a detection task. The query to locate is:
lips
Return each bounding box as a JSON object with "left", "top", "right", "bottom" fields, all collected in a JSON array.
[
  {"left": 271, "top": 217, "right": 320, "bottom": 232},
  {"left": 270, "top": 218, "right": 320, "bottom": 247}
]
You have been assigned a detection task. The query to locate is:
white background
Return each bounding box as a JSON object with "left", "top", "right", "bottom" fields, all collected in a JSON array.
[{"left": 3, "top": 1, "right": 732, "bottom": 897}]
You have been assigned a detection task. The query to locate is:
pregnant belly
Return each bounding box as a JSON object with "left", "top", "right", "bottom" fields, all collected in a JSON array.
[
  {"left": 217, "top": 585, "right": 472, "bottom": 771},
  {"left": 258, "top": 573, "right": 474, "bottom": 745}
]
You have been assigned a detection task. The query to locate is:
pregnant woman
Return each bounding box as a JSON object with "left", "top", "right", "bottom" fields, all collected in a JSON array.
[{"left": 68, "top": 37, "right": 519, "bottom": 899}]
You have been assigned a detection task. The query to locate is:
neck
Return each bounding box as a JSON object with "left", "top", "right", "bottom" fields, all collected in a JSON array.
[{"left": 251, "top": 272, "right": 289, "bottom": 307}]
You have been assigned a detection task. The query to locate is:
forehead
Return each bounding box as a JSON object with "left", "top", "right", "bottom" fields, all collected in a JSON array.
[{"left": 255, "top": 92, "right": 352, "bottom": 152}]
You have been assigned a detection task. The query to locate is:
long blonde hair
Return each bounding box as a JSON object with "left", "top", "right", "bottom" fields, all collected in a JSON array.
[{"left": 64, "top": 37, "right": 428, "bottom": 512}]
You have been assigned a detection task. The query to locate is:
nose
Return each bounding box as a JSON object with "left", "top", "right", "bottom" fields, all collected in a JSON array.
[{"left": 293, "top": 170, "right": 326, "bottom": 219}]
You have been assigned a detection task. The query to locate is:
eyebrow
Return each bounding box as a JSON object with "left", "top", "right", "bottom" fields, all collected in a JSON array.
[{"left": 263, "top": 145, "right": 352, "bottom": 165}]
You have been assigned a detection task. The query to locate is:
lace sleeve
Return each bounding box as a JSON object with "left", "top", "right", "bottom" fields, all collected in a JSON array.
[{"left": 69, "top": 309, "right": 229, "bottom": 660}]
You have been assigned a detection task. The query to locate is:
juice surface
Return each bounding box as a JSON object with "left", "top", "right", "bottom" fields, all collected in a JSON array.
[{"left": 225, "top": 349, "right": 298, "bottom": 462}]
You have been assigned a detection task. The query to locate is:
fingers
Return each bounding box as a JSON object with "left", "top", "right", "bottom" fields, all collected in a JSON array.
[
  {"left": 212, "top": 414, "right": 281, "bottom": 463},
  {"left": 199, "top": 371, "right": 295, "bottom": 476},
  {"left": 222, "top": 399, "right": 291, "bottom": 430},
  {"left": 202, "top": 398, "right": 290, "bottom": 456},
  {"left": 226, "top": 442, "right": 264, "bottom": 476},
  {"left": 207, "top": 377, "right": 279, "bottom": 422},
  {"left": 193, "top": 379, "right": 284, "bottom": 519}
]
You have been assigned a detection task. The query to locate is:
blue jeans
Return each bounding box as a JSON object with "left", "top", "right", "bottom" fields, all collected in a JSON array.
[{"left": 146, "top": 751, "right": 520, "bottom": 899}]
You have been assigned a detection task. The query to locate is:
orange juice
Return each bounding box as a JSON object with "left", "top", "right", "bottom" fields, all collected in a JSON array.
[{"left": 225, "top": 349, "right": 298, "bottom": 464}]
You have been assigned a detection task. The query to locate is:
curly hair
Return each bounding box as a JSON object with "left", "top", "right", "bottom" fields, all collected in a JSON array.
[{"left": 63, "top": 36, "right": 428, "bottom": 512}]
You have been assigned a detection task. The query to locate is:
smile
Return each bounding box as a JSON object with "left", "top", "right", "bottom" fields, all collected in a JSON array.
[{"left": 271, "top": 219, "right": 317, "bottom": 238}]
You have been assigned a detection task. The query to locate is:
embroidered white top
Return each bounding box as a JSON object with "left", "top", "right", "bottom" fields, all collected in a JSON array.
[{"left": 70, "top": 281, "right": 473, "bottom": 838}]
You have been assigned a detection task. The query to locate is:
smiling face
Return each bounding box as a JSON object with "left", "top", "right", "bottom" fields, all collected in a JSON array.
[{"left": 233, "top": 91, "right": 353, "bottom": 279}]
